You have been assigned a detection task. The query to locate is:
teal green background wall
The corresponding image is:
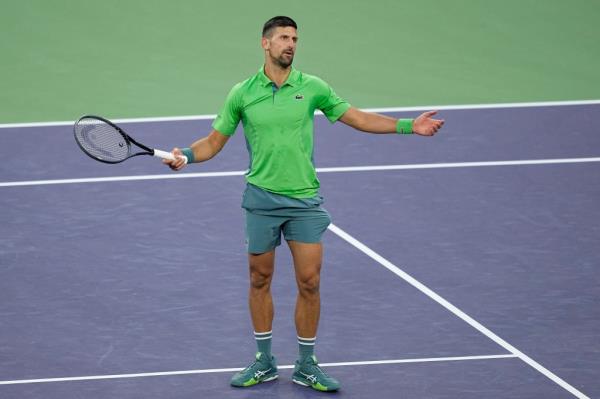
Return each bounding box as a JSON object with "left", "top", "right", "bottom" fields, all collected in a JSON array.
[{"left": 1, "top": 0, "right": 599, "bottom": 123}]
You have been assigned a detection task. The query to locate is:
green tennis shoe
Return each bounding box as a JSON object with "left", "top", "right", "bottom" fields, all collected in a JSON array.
[
  {"left": 292, "top": 355, "right": 340, "bottom": 392},
  {"left": 230, "top": 352, "right": 278, "bottom": 387}
]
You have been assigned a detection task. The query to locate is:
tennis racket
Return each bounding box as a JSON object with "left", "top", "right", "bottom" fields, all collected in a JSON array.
[{"left": 73, "top": 115, "right": 187, "bottom": 164}]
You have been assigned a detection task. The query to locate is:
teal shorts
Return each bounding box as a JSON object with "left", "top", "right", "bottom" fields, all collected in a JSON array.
[{"left": 241, "top": 183, "right": 331, "bottom": 254}]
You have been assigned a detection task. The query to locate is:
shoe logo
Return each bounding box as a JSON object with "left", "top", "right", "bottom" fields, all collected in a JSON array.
[
  {"left": 254, "top": 368, "right": 272, "bottom": 379},
  {"left": 295, "top": 94, "right": 304, "bottom": 100},
  {"left": 301, "top": 372, "right": 317, "bottom": 384}
]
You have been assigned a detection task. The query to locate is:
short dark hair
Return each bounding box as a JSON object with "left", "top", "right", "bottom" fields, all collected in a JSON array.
[{"left": 262, "top": 16, "right": 297, "bottom": 37}]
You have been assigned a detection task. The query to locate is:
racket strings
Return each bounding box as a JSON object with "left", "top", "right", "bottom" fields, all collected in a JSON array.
[{"left": 74, "top": 119, "right": 130, "bottom": 162}]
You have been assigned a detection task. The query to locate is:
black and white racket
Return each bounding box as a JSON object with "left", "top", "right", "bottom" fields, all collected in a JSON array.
[{"left": 73, "top": 115, "right": 187, "bottom": 164}]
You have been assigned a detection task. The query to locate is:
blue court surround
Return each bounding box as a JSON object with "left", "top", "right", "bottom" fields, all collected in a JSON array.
[{"left": 1, "top": 104, "right": 598, "bottom": 398}]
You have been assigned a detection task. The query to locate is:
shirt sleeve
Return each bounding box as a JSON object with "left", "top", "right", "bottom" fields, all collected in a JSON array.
[
  {"left": 315, "top": 78, "right": 351, "bottom": 123},
  {"left": 212, "top": 83, "right": 242, "bottom": 136}
]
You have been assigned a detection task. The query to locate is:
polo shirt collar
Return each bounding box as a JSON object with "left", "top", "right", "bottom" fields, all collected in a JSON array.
[{"left": 258, "top": 65, "right": 300, "bottom": 87}]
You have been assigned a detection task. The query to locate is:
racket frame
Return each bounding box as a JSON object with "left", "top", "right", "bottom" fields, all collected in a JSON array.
[{"left": 73, "top": 115, "right": 184, "bottom": 164}]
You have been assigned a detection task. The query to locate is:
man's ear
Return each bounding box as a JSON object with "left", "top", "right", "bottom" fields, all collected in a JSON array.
[{"left": 261, "top": 37, "right": 269, "bottom": 50}]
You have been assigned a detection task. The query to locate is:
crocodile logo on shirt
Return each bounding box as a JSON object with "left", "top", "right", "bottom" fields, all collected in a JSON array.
[{"left": 295, "top": 94, "right": 304, "bottom": 100}]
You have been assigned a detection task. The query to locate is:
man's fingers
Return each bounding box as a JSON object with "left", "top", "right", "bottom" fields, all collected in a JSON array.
[
  {"left": 173, "top": 159, "right": 185, "bottom": 170},
  {"left": 160, "top": 147, "right": 188, "bottom": 171},
  {"left": 162, "top": 156, "right": 185, "bottom": 171},
  {"left": 413, "top": 114, "right": 444, "bottom": 136},
  {"left": 429, "top": 119, "right": 444, "bottom": 131}
]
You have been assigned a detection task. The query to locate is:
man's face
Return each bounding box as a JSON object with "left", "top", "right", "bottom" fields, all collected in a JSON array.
[{"left": 262, "top": 26, "right": 298, "bottom": 68}]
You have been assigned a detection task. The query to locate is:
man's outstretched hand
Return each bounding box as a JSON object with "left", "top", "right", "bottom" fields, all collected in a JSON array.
[{"left": 413, "top": 111, "right": 444, "bottom": 136}]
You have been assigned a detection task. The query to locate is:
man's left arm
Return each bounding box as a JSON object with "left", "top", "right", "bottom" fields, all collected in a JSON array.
[{"left": 339, "top": 107, "right": 444, "bottom": 136}]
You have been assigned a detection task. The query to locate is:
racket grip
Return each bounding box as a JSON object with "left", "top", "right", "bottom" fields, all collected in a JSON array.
[{"left": 153, "top": 149, "right": 188, "bottom": 164}]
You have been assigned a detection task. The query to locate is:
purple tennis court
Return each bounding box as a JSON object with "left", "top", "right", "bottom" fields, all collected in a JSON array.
[{"left": 1, "top": 103, "right": 599, "bottom": 398}]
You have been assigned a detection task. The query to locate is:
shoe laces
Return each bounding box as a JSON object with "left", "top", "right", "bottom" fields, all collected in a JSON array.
[
  {"left": 243, "top": 352, "right": 269, "bottom": 372},
  {"left": 304, "top": 356, "right": 327, "bottom": 376},
  {"left": 241, "top": 360, "right": 256, "bottom": 372},
  {"left": 314, "top": 364, "right": 327, "bottom": 376}
]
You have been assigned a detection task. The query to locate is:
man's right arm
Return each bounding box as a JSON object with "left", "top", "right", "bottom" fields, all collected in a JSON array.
[
  {"left": 163, "top": 129, "right": 230, "bottom": 171},
  {"left": 165, "top": 82, "right": 242, "bottom": 171},
  {"left": 189, "top": 129, "right": 230, "bottom": 162}
]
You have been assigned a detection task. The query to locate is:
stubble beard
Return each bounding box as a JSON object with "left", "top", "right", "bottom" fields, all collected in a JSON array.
[{"left": 274, "top": 52, "right": 294, "bottom": 69}]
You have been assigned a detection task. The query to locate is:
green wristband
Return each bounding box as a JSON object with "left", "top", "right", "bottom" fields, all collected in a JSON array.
[
  {"left": 396, "top": 119, "right": 413, "bottom": 134},
  {"left": 181, "top": 147, "right": 195, "bottom": 163}
]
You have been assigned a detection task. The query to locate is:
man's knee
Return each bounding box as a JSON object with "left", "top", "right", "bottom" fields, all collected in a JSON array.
[
  {"left": 248, "top": 253, "right": 275, "bottom": 291},
  {"left": 250, "top": 268, "right": 273, "bottom": 290},
  {"left": 297, "top": 272, "right": 320, "bottom": 296}
]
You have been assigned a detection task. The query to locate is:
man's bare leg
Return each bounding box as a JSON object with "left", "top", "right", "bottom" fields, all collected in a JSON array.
[
  {"left": 288, "top": 240, "right": 340, "bottom": 391},
  {"left": 230, "top": 250, "right": 278, "bottom": 387},
  {"left": 248, "top": 250, "right": 276, "bottom": 332},
  {"left": 287, "top": 241, "right": 322, "bottom": 339}
]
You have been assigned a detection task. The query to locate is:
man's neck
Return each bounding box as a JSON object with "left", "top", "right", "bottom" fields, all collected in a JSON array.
[{"left": 264, "top": 61, "right": 291, "bottom": 87}]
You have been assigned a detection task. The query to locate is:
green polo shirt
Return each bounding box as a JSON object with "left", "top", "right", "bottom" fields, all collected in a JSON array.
[{"left": 212, "top": 66, "right": 351, "bottom": 198}]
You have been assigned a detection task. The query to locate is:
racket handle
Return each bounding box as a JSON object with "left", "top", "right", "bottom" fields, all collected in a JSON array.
[{"left": 153, "top": 149, "right": 188, "bottom": 164}]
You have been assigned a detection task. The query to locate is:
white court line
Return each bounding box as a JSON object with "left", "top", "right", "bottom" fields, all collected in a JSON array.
[
  {"left": 0, "top": 170, "right": 246, "bottom": 188},
  {"left": 0, "top": 99, "right": 598, "bottom": 129},
  {"left": 1, "top": 157, "right": 599, "bottom": 188},
  {"left": 327, "top": 223, "right": 590, "bottom": 399},
  {"left": 0, "top": 354, "right": 515, "bottom": 385}
]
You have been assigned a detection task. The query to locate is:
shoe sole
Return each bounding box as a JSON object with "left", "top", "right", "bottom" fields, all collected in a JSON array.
[
  {"left": 293, "top": 377, "right": 339, "bottom": 392},
  {"left": 292, "top": 378, "right": 309, "bottom": 387},
  {"left": 231, "top": 374, "right": 278, "bottom": 388},
  {"left": 262, "top": 375, "right": 279, "bottom": 383}
]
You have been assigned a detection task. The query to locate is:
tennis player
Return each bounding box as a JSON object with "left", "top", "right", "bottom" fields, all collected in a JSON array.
[{"left": 164, "top": 16, "right": 444, "bottom": 392}]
